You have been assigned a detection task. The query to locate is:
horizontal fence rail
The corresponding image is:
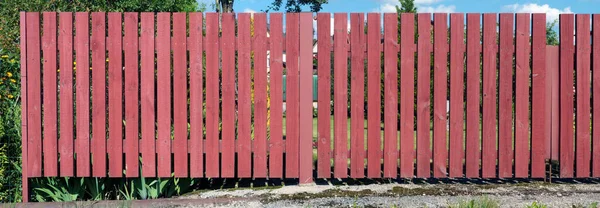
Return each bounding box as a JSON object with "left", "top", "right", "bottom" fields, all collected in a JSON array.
[{"left": 19, "top": 11, "right": 600, "bottom": 201}]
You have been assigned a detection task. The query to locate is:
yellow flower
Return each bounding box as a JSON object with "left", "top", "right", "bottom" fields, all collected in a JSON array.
[
  {"left": 10, "top": 79, "right": 16, "bottom": 83},
  {"left": 8, "top": 94, "right": 14, "bottom": 99},
  {"left": 106, "top": 58, "right": 109, "bottom": 62},
  {"left": 73, "top": 61, "right": 76, "bottom": 65},
  {"left": 1, "top": 55, "right": 8, "bottom": 58},
  {"left": 0, "top": 94, "right": 2, "bottom": 99},
  {"left": 57, "top": 69, "right": 60, "bottom": 73},
  {"left": 0, "top": 82, "right": 3, "bottom": 85},
  {"left": 90, "top": 67, "right": 93, "bottom": 71},
  {"left": 6, "top": 72, "right": 12, "bottom": 77},
  {"left": 9, "top": 59, "right": 15, "bottom": 64}
]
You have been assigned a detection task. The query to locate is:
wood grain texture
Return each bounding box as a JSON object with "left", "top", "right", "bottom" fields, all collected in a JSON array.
[
  {"left": 317, "top": 13, "right": 332, "bottom": 178},
  {"left": 481, "top": 13, "right": 497, "bottom": 178},
  {"left": 172, "top": 13, "right": 187, "bottom": 177},
  {"left": 91, "top": 12, "right": 106, "bottom": 177},
  {"left": 575, "top": 14, "right": 591, "bottom": 178},
  {"left": 221, "top": 13, "right": 236, "bottom": 178},
  {"left": 26, "top": 12, "right": 41, "bottom": 177},
  {"left": 140, "top": 12, "right": 155, "bottom": 178},
  {"left": 42, "top": 12, "right": 58, "bottom": 177},
  {"left": 75, "top": 12, "right": 90, "bottom": 177},
  {"left": 433, "top": 13, "right": 448, "bottom": 178},
  {"left": 189, "top": 12, "right": 203, "bottom": 178},
  {"left": 253, "top": 13, "right": 268, "bottom": 178},
  {"left": 123, "top": 12, "right": 139, "bottom": 177},
  {"left": 237, "top": 13, "right": 252, "bottom": 178},
  {"left": 156, "top": 13, "right": 171, "bottom": 177},
  {"left": 399, "top": 13, "right": 413, "bottom": 178},
  {"left": 449, "top": 13, "right": 465, "bottom": 178},
  {"left": 384, "top": 13, "right": 399, "bottom": 178},
  {"left": 416, "top": 13, "right": 432, "bottom": 178},
  {"left": 514, "top": 13, "right": 530, "bottom": 178},
  {"left": 531, "top": 13, "right": 547, "bottom": 178},
  {"left": 350, "top": 13, "right": 365, "bottom": 178},
  {"left": 465, "top": 13, "right": 481, "bottom": 178},
  {"left": 593, "top": 14, "right": 600, "bottom": 177},
  {"left": 366, "top": 13, "right": 382, "bottom": 178},
  {"left": 559, "top": 14, "right": 575, "bottom": 178},
  {"left": 268, "top": 13, "right": 284, "bottom": 178},
  {"left": 286, "top": 13, "right": 300, "bottom": 178},
  {"left": 498, "top": 13, "right": 513, "bottom": 178}
]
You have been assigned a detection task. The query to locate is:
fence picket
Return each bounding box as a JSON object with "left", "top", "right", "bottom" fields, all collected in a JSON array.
[
  {"left": 559, "top": 14, "right": 575, "bottom": 178},
  {"left": 417, "top": 13, "right": 432, "bottom": 178},
  {"left": 367, "top": 13, "right": 382, "bottom": 178},
  {"left": 350, "top": 13, "right": 365, "bottom": 178},
  {"left": 514, "top": 13, "right": 530, "bottom": 178},
  {"left": 189, "top": 12, "right": 203, "bottom": 178},
  {"left": 205, "top": 13, "right": 220, "bottom": 177},
  {"left": 42, "top": 12, "right": 58, "bottom": 177},
  {"left": 593, "top": 14, "right": 600, "bottom": 177},
  {"left": 576, "top": 14, "right": 591, "bottom": 178},
  {"left": 531, "top": 14, "right": 547, "bottom": 178},
  {"left": 465, "top": 13, "right": 481, "bottom": 178},
  {"left": 433, "top": 13, "right": 448, "bottom": 178},
  {"left": 253, "top": 13, "right": 268, "bottom": 178},
  {"left": 91, "top": 12, "right": 106, "bottom": 177},
  {"left": 449, "top": 13, "right": 464, "bottom": 178},
  {"left": 399, "top": 13, "right": 413, "bottom": 178},
  {"left": 383, "top": 13, "right": 399, "bottom": 178},
  {"left": 317, "top": 13, "right": 332, "bottom": 178},
  {"left": 26, "top": 12, "right": 42, "bottom": 177},
  {"left": 286, "top": 13, "right": 301, "bottom": 178},
  {"left": 482, "top": 13, "right": 498, "bottom": 178},
  {"left": 172, "top": 13, "right": 187, "bottom": 177},
  {"left": 237, "top": 13, "right": 252, "bottom": 178},
  {"left": 498, "top": 13, "right": 513, "bottom": 178},
  {"left": 140, "top": 12, "right": 156, "bottom": 178},
  {"left": 221, "top": 13, "right": 236, "bottom": 178},
  {"left": 124, "top": 12, "right": 139, "bottom": 177},
  {"left": 269, "top": 13, "right": 284, "bottom": 178},
  {"left": 75, "top": 12, "right": 91, "bottom": 177},
  {"left": 156, "top": 13, "right": 171, "bottom": 177}
]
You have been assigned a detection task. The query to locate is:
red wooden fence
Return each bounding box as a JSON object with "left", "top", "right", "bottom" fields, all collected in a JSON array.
[{"left": 19, "top": 12, "right": 600, "bottom": 202}]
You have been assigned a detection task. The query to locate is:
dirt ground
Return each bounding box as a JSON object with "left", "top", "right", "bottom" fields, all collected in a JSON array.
[{"left": 18, "top": 179, "right": 600, "bottom": 208}]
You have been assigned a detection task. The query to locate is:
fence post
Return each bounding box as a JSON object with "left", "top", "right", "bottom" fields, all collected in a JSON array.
[
  {"left": 299, "top": 12, "right": 314, "bottom": 184},
  {"left": 19, "top": 11, "right": 29, "bottom": 203}
]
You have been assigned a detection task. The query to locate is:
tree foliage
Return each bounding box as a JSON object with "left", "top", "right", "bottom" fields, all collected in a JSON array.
[
  {"left": 396, "top": 0, "right": 417, "bottom": 13},
  {"left": 546, "top": 19, "right": 559, "bottom": 46},
  {"left": 266, "top": 0, "right": 328, "bottom": 12}
]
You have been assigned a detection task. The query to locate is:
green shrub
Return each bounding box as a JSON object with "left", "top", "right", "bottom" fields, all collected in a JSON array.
[{"left": 450, "top": 196, "right": 500, "bottom": 208}]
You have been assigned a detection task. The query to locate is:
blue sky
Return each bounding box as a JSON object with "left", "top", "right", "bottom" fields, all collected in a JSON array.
[{"left": 198, "top": 0, "right": 598, "bottom": 23}]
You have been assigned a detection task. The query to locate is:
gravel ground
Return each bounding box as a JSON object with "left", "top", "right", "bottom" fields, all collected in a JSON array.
[{"left": 11, "top": 180, "right": 600, "bottom": 207}]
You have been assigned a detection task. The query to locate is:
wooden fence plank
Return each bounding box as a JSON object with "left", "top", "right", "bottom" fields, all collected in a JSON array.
[
  {"left": 58, "top": 12, "right": 74, "bottom": 177},
  {"left": 367, "top": 13, "right": 382, "bottom": 178},
  {"left": 547, "top": 46, "right": 559, "bottom": 162},
  {"left": 465, "top": 13, "right": 481, "bottom": 178},
  {"left": 286, "top": 13, "right": 301, "bottom": 178},
  {"left": 156, "top": 13, "right": 171, "bottom": 177},
  {"left": 299, "top": 12, "right": 314, "bottom": 183},
  {"left": 399, "top": 13, "right": 413, "bottom": 178},
  {"left": 237, "top": 13, "right": 252, "bottom": 178},
  {"left": 205, "top": 13, "right": 220, "bottom": 177},
  {"left": 576, "top": 14, "right": 591, "bottom": 178},
  {"left": 593, "top": 14, "right": 600, "bottom": 177},
  {"left": 317, "top": 13, "right": 332, "bottom": 178},
  {"left": 26, "top": 12, "right": 41, "bottom": 177},
  {"left": 498, "top": 13, "right": 513, "bottom": 178},
  {"left": 91, "top": 12, "right": 106, "bottom": 177},
  {"left": 172, "top": 13, "right": 187, "bottom": 177},
  {"left": 75, "top": 12, "right": 90, "bottom": 177},
  {"left": 124, "top": 12, "right": 139, "bottom": 177},
  {"left": 20, "top": 11, "right": 29, "bottom": 201},
  {"left": 140, "top": 12, "right": 155, "bottom": 177},
  {"left": 350, "top": 13, "right": 365, "bottom": 178},
  {"left": 482, "top": 13, "right": 497, "bottom": 178},
  {"left": 42, "top": 12, "right": 58, "bottom": 177},
  {"left": 189, "top": 12, "right": 203, "bottom": 178},
  {"left": 253, "top": 13, "right": 268, "bottom": 178},
  {"left": 221, "top": 13, "right": 236, "bottom": 178},
  {"left": 449, "top": 13, "right": 464, "bottom": 178},
  {"left": 383, "top": 13, "right": 399, "bottom": 178},
  {"left": 559, "top": 14, "right": 575, "bottom": 178},
  {"left": 333, "top": 13, "right": 348, "bottom": 178},
  {"left": 416, "top": 13, "right": 432, "bottom": 178},
  {"left": 108, "top": 12, "right": 123, "bottom": 177},
  {"left": 269, "top": 13, "right": 284, "bottom": 178},
  {"left": 433, "top": 13, "right": 448, "bottom": 178},
  {"left": 531, "top": 13, "right": 547, "bottom": 178},
  {"left": 515, "top": 13, "right": 530, "bottom": 178}
]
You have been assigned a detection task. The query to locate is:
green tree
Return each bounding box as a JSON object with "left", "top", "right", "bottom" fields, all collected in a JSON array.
[
  {"left": 396, "top": 0, "right": 417, "bottom": 13},
  {"left": 214, "top": 0, "right": 235, "bottom": 12},
  {"left": 266, "top": 0, "right": 328, "bottom": 12},
  {"left": 546, "top": 19, "right": 559, "bottom": 46}
]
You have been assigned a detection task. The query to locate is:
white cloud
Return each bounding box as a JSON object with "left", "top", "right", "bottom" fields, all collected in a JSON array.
[
  {"left": 378, "top": 3, "right": 397, "bottom": 13},
  {"left": 243, "top": 8, "right": 256, "bottom": 13},
  {"left": 503, "top": 3, "right": 572, "bottom": 22},
  {"left": 418, "top": 4, "right": 456, "bottom": 13},
  {"left": 414, "top": 0, "right": 443, "bottom": 4}
]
